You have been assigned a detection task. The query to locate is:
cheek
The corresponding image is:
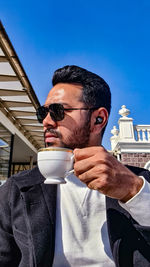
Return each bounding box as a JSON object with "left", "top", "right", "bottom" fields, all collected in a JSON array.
[
  {"left": 59, "top": 115, "right": 81, "bottom": 130},
  {"left": 57, "top": 120, "right": 80, "bottom": 140},
  {"left": 58, "top": 112, "right": 89, "bottom": 137},
  {"left": 58, "top": 124, "right": 76, "bottom": 136}
]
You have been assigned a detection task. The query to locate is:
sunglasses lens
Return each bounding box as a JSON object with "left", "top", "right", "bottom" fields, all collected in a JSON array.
[
  {"left": 36, "top": 104, "right": 65, "bottom": 123},
  {"left": 36, "top": 106, "right": 48, "bottom": 123},
  {"left": 49, "top": 104, "right": 64, "bottom": 121}
]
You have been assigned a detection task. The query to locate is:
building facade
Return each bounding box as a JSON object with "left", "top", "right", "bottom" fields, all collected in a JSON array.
[{"left": 110, "top": 105, "right": 150, "bottom": 170}]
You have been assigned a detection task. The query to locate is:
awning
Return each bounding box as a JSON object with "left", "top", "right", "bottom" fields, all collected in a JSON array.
[{"left": 0, "top": 21, "right": 44, "bottom": 159}]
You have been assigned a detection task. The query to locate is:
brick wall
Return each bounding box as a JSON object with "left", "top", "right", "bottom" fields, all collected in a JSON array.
[{"left": 121, "top": 153, "right": 150, "bottom": 168}]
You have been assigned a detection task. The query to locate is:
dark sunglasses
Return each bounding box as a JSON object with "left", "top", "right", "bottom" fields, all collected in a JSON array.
[{"left": 36, "top": 103, "right": 98, "bottom": 123}]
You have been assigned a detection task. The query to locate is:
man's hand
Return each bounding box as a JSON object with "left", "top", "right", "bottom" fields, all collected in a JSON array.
[{"left": 74, "top": 146, "right": 144, "bottom": 202}]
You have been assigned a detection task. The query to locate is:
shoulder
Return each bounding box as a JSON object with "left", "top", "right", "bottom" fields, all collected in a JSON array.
[
  {"left": 0, "top": 177, "right": 13, "bottom": 204},
  {"left": 0, "top": 166, "right": 44, "bottom": 202}
]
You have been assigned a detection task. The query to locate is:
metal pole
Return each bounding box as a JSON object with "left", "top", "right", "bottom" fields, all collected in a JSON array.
[
  {"left": 8, "top": 134, "right": 14, "bottom": 178},
  {"left": 30, "top": 156, "right": 33, "bottom": 169}
]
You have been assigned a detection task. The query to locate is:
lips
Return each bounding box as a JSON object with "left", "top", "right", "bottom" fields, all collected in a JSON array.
[
  {"left": 44, "top": 132, "right": 58, "bottom": 144},
  {"left": 45, "top": 133, "right": 57, "bottom": 138}
]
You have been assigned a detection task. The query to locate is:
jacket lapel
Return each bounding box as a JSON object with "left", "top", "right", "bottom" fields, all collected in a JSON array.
[
  {"left": 41, "top": 183, "right": 57, "bottom": 226},
  {"left": 106, "top": 196, "right": 133, "bottom": 267},
  {"left": 13, "top": 167, "right": 57, "bottom": 267},
  {"left": 106, "top": 166, "right": 150, "bottom": 267}
]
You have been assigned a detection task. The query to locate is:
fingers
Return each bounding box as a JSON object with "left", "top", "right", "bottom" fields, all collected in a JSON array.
[
  {"left": 75, "top": 163, "right": 114, "bottom": 184},
  {"left": 74, "top": 146, "right": 107, "bottom": 161},
  {"left": 73, "top": 146, "right": 144, "bottom": 201},
  {"left": 74, "top": 148, "right": 113, "bottom": 178},
  {"left": 77, "top": 164, "right": 115, "bottom": 197},
  {"left": 74, "top": 157, "right": 95, "bottom": 176}
]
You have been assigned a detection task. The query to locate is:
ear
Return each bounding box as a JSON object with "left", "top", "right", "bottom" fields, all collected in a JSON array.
[{"left": 90, "top": 107, "right": 109, "bottom": 134}]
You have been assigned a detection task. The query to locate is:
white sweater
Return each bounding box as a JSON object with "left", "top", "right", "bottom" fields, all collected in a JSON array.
[{"left": 53, "top": 175, "right": 150, "bottom": 266}]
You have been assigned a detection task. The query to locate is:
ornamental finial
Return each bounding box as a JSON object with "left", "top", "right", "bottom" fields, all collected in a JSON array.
[{"left": 119, "top": 105, "right": 130, "bottom": 117}]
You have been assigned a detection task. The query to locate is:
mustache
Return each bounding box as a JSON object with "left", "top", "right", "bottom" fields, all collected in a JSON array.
[{"left": 44, "top": 128, "right": 62, "bottom": 139}]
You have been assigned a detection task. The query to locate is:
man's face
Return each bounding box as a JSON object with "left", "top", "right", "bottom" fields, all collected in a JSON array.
[{"left": 43, "top": 83, "right": 92, "bottom": 149}]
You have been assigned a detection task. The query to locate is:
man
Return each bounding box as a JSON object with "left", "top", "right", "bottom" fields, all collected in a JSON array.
[{"left": 0, "top": 65, "right": 150, "bottom": 267}]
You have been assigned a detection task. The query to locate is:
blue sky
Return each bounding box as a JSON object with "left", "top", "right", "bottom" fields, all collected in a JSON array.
[{"left": 1, "top": 0, "right": 150, "bottom": 149}]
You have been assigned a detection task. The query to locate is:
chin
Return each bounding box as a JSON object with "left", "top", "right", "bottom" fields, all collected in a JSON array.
[
  {"left": 45, "top": 142, "right": 64, "bottom": 148},
  {"left": 45, "top": 142, "right": 56, "bottom": 147}
]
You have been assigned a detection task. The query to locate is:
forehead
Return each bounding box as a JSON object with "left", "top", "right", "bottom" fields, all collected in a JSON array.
[{"left": 45, "top": 83, "right": 83, "bottom": 105}]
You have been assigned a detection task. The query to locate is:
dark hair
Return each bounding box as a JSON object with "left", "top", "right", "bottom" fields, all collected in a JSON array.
[
  {"left": 52, "top": 65, "right": 111, "bottom": 136},
  {"left": 52, "top": 65, "right": 111, "bottom": 114}
]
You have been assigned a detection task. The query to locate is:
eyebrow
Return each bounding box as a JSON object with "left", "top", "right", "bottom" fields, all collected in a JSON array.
[{"left": 61, "top": 102, "right": 73, "bottom": 108}]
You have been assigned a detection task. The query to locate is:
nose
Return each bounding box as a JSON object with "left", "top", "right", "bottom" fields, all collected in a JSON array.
[{"left": 42, "top": 112, "right": 57, "bottom": 129}]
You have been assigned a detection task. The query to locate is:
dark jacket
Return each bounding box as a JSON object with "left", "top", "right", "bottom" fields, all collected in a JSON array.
[{"left": 0, "top": 166, "right": 150, "bottom": 267}]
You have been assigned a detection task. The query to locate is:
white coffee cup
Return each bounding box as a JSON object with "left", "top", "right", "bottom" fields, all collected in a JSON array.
[{"left": 37, "top": 147, "right": 74, "bottom": 184}]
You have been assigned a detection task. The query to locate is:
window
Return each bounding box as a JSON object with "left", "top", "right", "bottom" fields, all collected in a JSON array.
[{"left": 0, "top": 123, "right": 12, "bottom": 181}]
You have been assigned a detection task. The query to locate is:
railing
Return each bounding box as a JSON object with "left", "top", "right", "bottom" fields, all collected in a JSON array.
[{"left": 134, "top": 125, "right": 150, "bottom": 142}]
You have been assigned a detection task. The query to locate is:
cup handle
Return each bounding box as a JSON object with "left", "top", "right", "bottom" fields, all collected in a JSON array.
[
  {"left": 70, "top": 154, "right": 74, "bottom": 173},
  {"left": 65, "top": 154, "right": 74, "bottom": 176},
  {"left": 71, "top": 154, "right": 74, "bottom": 162},
  {"left": 67, "top": 169, "right": 74, "bottom": 175}
]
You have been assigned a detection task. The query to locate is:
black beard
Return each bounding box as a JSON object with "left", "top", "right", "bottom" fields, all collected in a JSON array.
[
  {"left": 44, "top": 112, "right": 91, "bottom": 150},
  {"left": 62, "top": 122, "right": 91, "bottom": 150},
  {"left": 60, "top": 112, "right": 91, "bottom": 150}
]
